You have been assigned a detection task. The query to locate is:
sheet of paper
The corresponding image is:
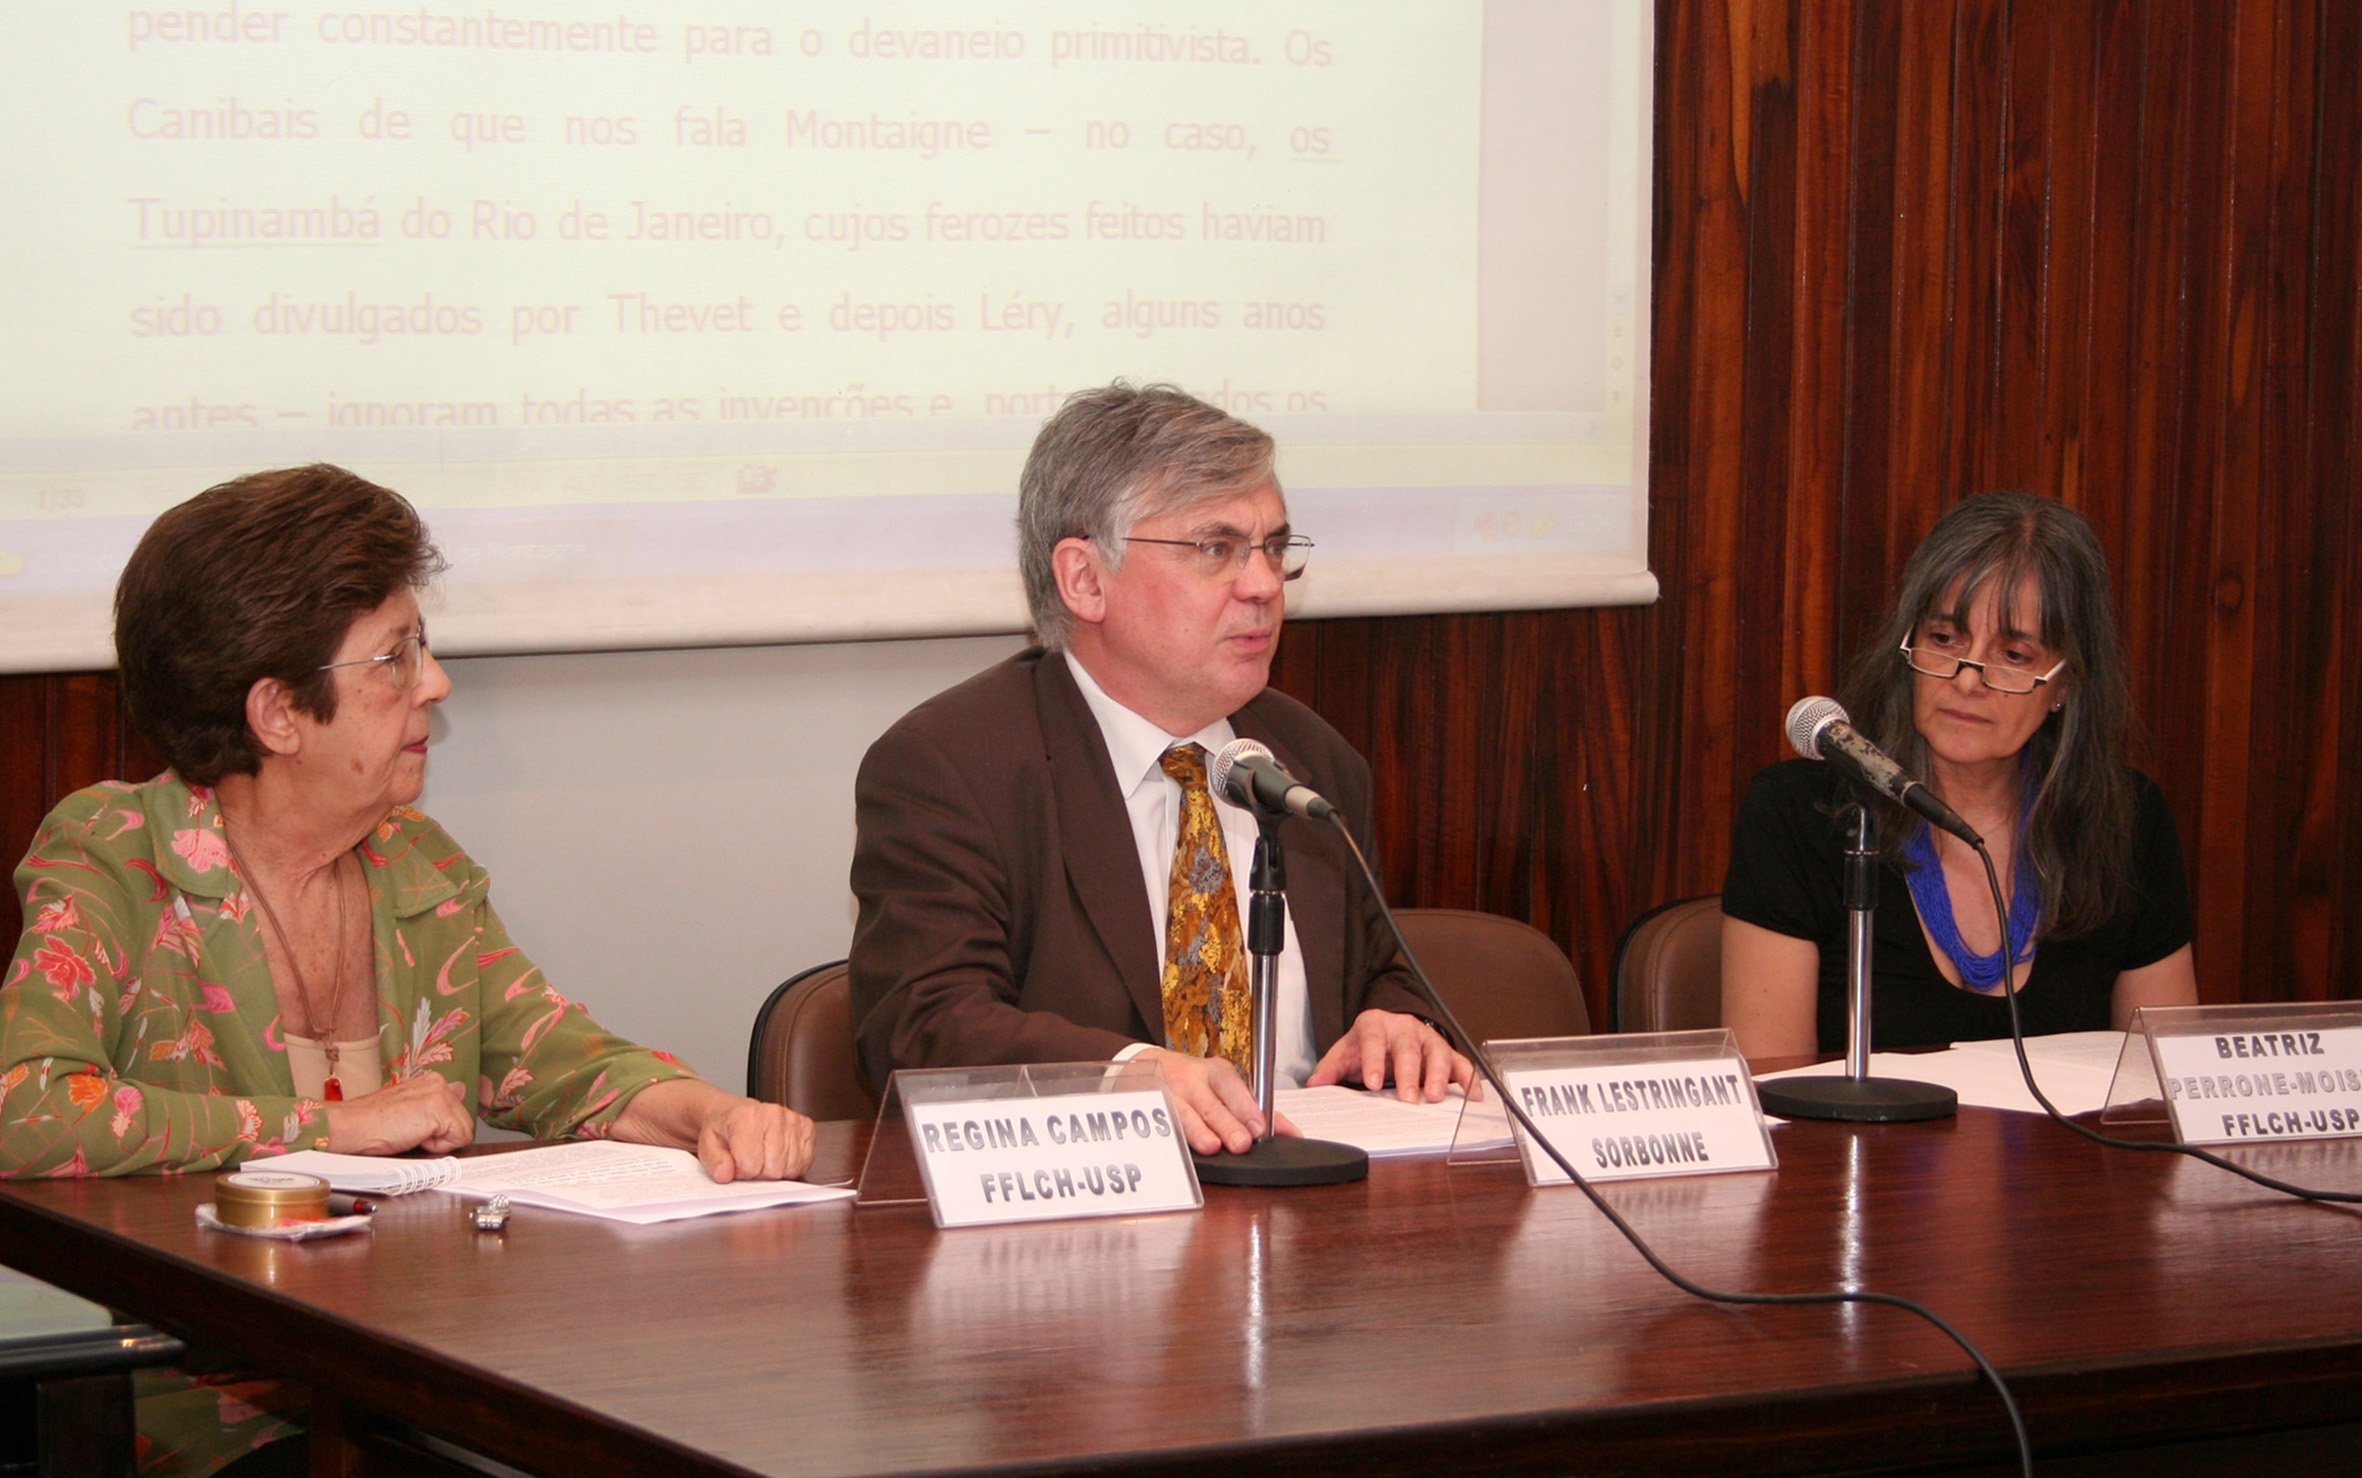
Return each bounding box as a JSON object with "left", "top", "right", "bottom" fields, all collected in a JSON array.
[
  {"left": 1754, "top": 1031, "right": 2125, "bottom": 1117},
  {"left": 1275, "top": 1085, "right": 1512, "bottom": 1157},
  {"left": 450, "top": 1141, "right": 855, "bottom": 1224}
]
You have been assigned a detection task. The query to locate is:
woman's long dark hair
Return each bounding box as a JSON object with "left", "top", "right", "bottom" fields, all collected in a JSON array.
[{"left": 1835, "top": 492, "right": 2138, "bottom": 937}]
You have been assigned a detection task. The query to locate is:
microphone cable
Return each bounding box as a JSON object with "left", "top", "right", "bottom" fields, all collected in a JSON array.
[
  {"left": 1970, "top": 843, "right": 2362, "bottom": 1205},
  {"left": 1319, "top": 815, "right": 2035, "bottom": 1478}
]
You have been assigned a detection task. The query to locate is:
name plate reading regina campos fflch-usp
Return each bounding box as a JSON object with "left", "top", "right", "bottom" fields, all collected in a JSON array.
[
  {"left": 891, "top": 1061, "right": 1204, "bottom": 1229},
  {"left": 1480, "top": 1031, "right": 1778, "bottom": 1186}
]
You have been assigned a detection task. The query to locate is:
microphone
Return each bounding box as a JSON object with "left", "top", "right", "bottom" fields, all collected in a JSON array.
[
  {"left": 1208, "top": 738, "right": 1335, "bottom": 821},
  {"left": 1784, "top": 697, "right": 1982, "bottom": 846}
]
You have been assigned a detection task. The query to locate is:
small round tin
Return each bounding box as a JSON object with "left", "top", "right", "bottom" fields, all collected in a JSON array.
[{"left": 215, "top": 1170, "right": 331, "bottom": 1229}]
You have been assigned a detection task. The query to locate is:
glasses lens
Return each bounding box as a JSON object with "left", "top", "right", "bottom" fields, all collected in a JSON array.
[
  {"left": 1982, "top": 666, "right": 2039, "bottom": 694},
  {"left": 1903, "top": 646, "right": 1961, "bottom": 680},
  {"left": 1193, "top": 539, "right": 1241, "bottom": 579},
  {"left": 1277, "top": 538, "right": 1311, "bottom": 579},
  {"left": 389, "top": 634, "right": 423, "bottom": 690}
]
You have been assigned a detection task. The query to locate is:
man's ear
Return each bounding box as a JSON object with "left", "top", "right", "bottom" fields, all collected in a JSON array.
[
  {"left": 245, "top": 677, "right": 305, "bottom": 760},
  {"left": 1051, "top": 538, "right": 1110, "bottom": 627}
]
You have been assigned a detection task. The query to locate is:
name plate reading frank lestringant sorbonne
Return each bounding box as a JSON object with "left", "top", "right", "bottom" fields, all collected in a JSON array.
[
  {"left": 1486, "top": 1032, "right": 1778, "bottom": 1187},
  {"left": 2149, "top": 1022, "right": 2362, "bottom": 1147},
  {"left": 903, "top": 1086, "right": 1203, "bottom": 1229}
]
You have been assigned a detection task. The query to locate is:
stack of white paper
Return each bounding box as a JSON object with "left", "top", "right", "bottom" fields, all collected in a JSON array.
[
  {"left": 1753, "top": 1030, "right": 2127, "bottom": 1117},
  {"left": 1274, "top": 1085, "right": 1514, "bottom": 1157},
  {"left": 246, "top": 1142, "right": 855, "bottom": 1224}
]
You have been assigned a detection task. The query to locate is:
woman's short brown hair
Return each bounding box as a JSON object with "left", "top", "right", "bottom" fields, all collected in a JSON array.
[{"left": 114, "top": 465, "right": 445, "bottom": 785}]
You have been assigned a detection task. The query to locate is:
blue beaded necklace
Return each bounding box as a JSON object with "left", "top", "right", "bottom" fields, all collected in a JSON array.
[{"left": 1901, "top": 792, "right": 2039, "bottom": 993}]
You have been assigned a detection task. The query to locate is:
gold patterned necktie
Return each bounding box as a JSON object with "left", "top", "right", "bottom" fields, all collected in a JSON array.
[{"left": 1158, "top": 744, "right": 1253, "bottom": 1076}]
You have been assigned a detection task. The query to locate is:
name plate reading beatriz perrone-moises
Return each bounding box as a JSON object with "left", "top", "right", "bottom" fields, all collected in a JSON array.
[
  {"left": 2138, "top": 1006, "right": 2362, "bottom": 1147},
  {"left": 1483, "top": 1031, "right": 1778, "bottom": 1187},
  {"left": 893, "top": 1062, "right": 1203, "bottom": 1229}
]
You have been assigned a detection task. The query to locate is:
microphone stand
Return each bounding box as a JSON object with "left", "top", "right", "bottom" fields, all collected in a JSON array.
[
  {"left": 1246, "top": 822, "right": 1282, "bottom": 1125},
  {"left": 1755, "top": 804, "right": 1957, "bottom": 1123},
  {"left": 1193, "top": 816, "right": 1369, "bottom": 1186}
]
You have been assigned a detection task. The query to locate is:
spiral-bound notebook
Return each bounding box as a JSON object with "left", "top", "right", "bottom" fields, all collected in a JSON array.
[
  {"left": 242, "top": 1143, "right": 854, "bottom": 1224},
  {"left": 241, "top": 1149, "right": 459, "bottom": 1194}
]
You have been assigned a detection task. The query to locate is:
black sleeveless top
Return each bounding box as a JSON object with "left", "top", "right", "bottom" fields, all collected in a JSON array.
[{"left": 1721, "top": 760, "right": 2193, "bottom": 1052}]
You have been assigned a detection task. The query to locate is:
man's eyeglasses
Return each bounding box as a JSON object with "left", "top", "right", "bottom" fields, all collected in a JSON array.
[
  {"left": 1898, "top": 642, "right": 2066, "bottom": 695},
  {"left": 1123, "top": 534, "right": 1313, "bottom": 582},
  {"left": 320, "top": 629, "right": 431, "bottom": 691}
]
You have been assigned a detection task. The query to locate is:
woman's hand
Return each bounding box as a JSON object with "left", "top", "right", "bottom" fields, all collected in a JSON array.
[
  {"left": 691, "top": 1097, "right": 817, "bottom": 1183},
  {"left": 322, "top": 1074, "right": 475, "bottom": 1157},
  {"left": 610, "top": 1079, "right": 816, "bottom": 1182}
]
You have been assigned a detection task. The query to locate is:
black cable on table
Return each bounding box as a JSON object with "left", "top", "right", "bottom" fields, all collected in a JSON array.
[{"left": 1323, "top": 816, "right": 2034, "bottom": 1478}]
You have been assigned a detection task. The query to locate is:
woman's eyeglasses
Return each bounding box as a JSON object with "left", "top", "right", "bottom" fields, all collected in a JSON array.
[
  {"left": 319, "top": 629, "right": 430, "bottom": 690},
  {"left": 1898, "top": 642, "right": 2065, "bottom": 695}
]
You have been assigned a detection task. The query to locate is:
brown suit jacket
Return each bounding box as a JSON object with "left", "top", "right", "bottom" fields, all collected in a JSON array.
[{"left": 849, "top": 648, "right": 1424, "bottom": 1085}]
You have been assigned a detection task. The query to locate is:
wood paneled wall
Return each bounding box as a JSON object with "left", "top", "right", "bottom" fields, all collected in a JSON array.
[
  {"left": 1652, "top": 0, "right": 2359, "bottom": 1008},
  {"left": 6, "top": 0, "right": 2357, "bottom": 1022},
  {"left": 1292, "top": 0, "right": 2361, "bottom": 1017},
  {"left": 0, "top": 676, "right": 163, "bottom": 943}
]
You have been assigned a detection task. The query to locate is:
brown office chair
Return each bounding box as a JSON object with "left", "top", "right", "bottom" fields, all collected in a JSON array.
[
  {"left": 1609, "top": 894, "right": 1724, "bottom": 1033},
  {"left": 1392, "top": 907, "right": 1589, "bottom": 1046},
  {"left": 746, "top": 960, "right": 880, "bottom": 1121}
]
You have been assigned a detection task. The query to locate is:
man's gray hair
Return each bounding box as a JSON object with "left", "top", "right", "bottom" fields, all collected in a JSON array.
[{"left": 1017, "top": 382, "right": 1278, "bottom": 647}]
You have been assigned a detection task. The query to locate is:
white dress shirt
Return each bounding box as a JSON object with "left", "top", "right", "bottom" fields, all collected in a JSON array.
[{"left": 1065, "top": 651, "right": 1317, "bottom": 1088}]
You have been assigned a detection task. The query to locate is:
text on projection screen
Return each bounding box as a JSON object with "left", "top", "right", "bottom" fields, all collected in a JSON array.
[{"left": 0, "top": 2, "right": 1652, "bottom": 670}]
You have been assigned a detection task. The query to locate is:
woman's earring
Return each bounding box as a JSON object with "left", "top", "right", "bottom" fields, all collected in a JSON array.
[{"left": 2051, "top": 703, "right": 2063, "bottom": 712}]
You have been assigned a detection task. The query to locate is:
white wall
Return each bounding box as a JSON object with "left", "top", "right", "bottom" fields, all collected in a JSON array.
[{"left": 419, "top": 633, "right": 1028, "bottom": 1097}]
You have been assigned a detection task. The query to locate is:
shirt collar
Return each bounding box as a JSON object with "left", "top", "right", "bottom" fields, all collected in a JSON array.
[
  {"left": 1062, "top": 651, "right": 1236, "bottom": 796},
  {"left": 141, "top": 772, "right": 462, "bottom": 918},
  {"left": 140, "top": 774, "right": 239, "bottom": 898}
]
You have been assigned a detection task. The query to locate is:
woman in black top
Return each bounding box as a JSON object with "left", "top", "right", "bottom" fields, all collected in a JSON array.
[{"left": 1720, "top": 493, "right": 2196, "bottom": 1058}]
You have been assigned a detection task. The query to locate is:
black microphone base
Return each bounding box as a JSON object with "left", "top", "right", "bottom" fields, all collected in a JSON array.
[
  {"left": 1194, "top": 1135, "right": 1369, "bottom": 1186},
  {"left": 1758, "top": 1075, "right": 1957, "bottom": 1123}
]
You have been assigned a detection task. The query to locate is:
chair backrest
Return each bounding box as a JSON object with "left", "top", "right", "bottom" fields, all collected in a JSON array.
[
  {"left": 746, "top": 960, "right": 880, "bottom": 1121},
  {"left": 1393, "top": 908, "right": 1589, "bottom": 1046},
  {"left": 1610, "top": 895, "right": 1724, "bottom": 1033}
]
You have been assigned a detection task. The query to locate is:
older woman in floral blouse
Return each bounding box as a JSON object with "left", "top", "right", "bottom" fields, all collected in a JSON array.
[{"left": 2, "top": 464, "right": 813, "bottom": 1476}]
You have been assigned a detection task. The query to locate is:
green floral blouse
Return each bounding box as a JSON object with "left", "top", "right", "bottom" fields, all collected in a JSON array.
[{"left": 2, "top": 773, "right": 699, "bottom": 1177}]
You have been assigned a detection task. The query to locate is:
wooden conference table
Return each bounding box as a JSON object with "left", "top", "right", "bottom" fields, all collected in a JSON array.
[{"left": 0, "top": 1106, "right": 2358, "bottom": 1477}]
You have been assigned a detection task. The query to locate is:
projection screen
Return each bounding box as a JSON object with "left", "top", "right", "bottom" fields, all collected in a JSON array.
[{"left": 0, "top": 0, "right": 1653, "bottom": 672}]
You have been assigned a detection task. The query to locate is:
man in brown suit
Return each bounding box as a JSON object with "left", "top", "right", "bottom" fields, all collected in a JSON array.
[{"left": 850, "top": 383, "right": 1472, "bottom": 1156}]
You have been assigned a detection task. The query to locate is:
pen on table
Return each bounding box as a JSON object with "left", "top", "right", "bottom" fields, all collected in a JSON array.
[{"left": 327, "top": 1193, "right": 380, "bottom": 1216}]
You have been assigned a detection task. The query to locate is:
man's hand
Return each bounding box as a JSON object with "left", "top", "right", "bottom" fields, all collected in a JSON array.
[
  {"left": 1137, "top": 1048, "right": 1269, "bottom": 1156},
  {"left": 322, "top": 1073, "right": 475, "bottom": 1157},
  {"left": 1306, "top": 1009, "right": 1475, "bottom": 1102}
]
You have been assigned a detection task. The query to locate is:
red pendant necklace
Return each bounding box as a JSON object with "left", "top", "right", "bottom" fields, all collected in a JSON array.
[{"left": 226, "top": 830, "right": 358, "bottom": 1100}]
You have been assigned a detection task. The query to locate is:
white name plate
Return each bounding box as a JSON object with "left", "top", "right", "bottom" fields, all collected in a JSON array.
[
  {"left": 2153, "top": 1024, "right": 2362, "bottom": 1146},
  {"left": 906, "top": 1089, "right": 1202, "bottom": 1229},
  {"left": 1500, "top": 1049, "right": 1776, "bottom": 1186}
]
